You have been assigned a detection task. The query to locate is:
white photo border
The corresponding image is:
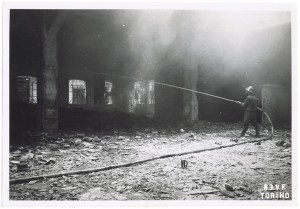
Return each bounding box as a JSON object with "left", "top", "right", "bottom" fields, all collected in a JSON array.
[{"left": 1, "top": 2, "right": 298, "bottom": 207}]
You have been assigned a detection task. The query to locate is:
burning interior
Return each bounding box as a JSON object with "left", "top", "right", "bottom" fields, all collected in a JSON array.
[{"left": 8, "top": 9, "right": 292, "bottom": 201}]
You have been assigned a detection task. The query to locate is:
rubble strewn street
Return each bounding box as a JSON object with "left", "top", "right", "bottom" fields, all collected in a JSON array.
[{"left": 9, "top": 122, "right": 291, "bottom": 200}]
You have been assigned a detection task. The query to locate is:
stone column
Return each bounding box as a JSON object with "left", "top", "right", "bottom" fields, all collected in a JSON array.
[
  {"left": 183, "top": 66, "right": 198, "bottom": 124},
  {"left": 40, "top": 12, "right": 66, "bottom": 132},
  {"left": 177, "top": 12, "right": 198, "bottom": 124}
]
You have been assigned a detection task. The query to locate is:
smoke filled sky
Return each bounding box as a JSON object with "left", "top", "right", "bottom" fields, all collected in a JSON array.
[
  {"left": 9, "top": 9, "right": 292, "bottom": 122},
  {"left": 58, "top": 9, "right": 291, "bottom": 85},
  {"left": 93, "top": 10, "right": 290, "bottom": 78}
]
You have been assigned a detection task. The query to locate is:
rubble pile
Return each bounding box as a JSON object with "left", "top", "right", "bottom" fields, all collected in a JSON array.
[{"left": 9, "top": 123, "right": 291, "bottom": 200}]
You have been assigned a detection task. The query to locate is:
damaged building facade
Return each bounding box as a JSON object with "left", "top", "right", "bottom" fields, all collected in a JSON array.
[{"left": 10, "top": 10, "right": 291, "bottom": 137}]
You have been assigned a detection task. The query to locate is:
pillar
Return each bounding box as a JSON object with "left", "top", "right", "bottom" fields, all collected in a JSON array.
[
  {"left": 183, "top": 66, "right": 198, "bottom": 124},
  {"left": 39, "top": 12, "right": 66, "bottom": 132},
  {"left": 179, "top": 12, "right": 198, "bottom": 124}
]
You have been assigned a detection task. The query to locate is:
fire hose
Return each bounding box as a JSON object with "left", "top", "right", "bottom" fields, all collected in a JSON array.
[
  {"left": 154, "top": 80, "right": 274, "bottom": 137},
  {"left": 10, "top": 73, "right": 274, "bottom": 184}
]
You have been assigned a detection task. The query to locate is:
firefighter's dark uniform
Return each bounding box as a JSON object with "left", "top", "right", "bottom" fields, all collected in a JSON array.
[{"left": 240, "top": 95, "right": 260, "bottom": 137}]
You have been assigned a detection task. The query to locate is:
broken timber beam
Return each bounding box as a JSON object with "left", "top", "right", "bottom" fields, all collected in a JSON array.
[{"left": 10, "top": 135, "right": 273, "bottom": 185}]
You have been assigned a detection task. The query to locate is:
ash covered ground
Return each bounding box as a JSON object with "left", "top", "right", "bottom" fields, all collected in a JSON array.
[{"left": 9, "top": 116, "right": 291, "bottom": 201}]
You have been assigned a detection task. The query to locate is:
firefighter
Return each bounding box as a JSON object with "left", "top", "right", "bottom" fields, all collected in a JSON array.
[{"left": 236, "top": 86, "right": 260, "bottom": 138}]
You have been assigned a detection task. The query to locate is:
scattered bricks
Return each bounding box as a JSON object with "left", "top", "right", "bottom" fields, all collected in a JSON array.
[
  {"left": 44, "top": 158, "right": 56, "bottom": 165},
  {"left": 182, "top": 188, "right": 189, "bottom": 192},
  {"left": 12, "top": 151, "right": 22, "bottom": 158},
  {"left": 28, "top": 180, "right": 39, "bottom": 185},
  {"left": 82, "top": 137, "right": 91, "bottom": 141},
  {"left": 202, "top": 180, "right": 215, "bottom": 185},
  {"left": 188, "top": 189, "right": 218, "bottom": 195},
  {"left": 255, "top": 142, "right": 261, "bottom": 145},
  {"left": 20, "top": 153, "right": 35, "bottom": 161},
  {"left": 74, "top": 139, "right": 82, "bottom": 145},
  {"left": 159, "top": 194, "right": 171, "bottom": 198},
  {"left": 225, "top": 184, "right": 234, "bottom": 192},
  {"left": 234, "top": 191, "right": 245, "bottom": 197},
  {"left": 284, "top": 142, "right": 291, "bottom": 148},
  {"left": 192, "top": 177, "right": 201, "bottom": 181},
  {"left": 17, "top": 163, "right": 28, "bottom": 171},
  {"left": 219, "top": 189, "right": 235, "bottom": 198},
  {"left": 27, "top": 153, "right": 34, "bottom": 159},
  {"left": 275, "top": 140, "right": 285, "bottom": 147},
  {"left": 82, "top": 142, "right": 93, "bottom": 147},
  {"left": 49, "top": 144, "right": 59, "bottom": 151},
  {"left": 88, "top": 156, "right": 98, "bottom": 161},
  {"left": 38, "top": 158, "right": 48, "bottom": 164},
  {"left": 92, "top": 137, "right": 102, "bottom": 142},
  {"left": 239, "top": 186, "right": 253, "bottom": 194},
  {"left": 35, "top": 155, "right": 44, "bottom": 161},
  {"left": 230, "top": 138, "right": 239, "bottom": 143},
  {"left": 35, "top": 146, "right": 42, "bottom": 151}
]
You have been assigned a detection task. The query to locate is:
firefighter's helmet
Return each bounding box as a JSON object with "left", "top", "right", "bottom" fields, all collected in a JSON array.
[{"left": 245, "top": 86, "right": 254, "bottom": 94}]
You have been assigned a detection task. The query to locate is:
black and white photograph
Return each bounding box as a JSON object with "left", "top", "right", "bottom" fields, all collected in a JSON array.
[{"left": 2, "top": 2, "right": 297, "bottom": 207}]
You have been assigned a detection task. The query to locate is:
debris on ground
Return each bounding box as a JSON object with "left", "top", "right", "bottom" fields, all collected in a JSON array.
[
  {"left": 219, "top": 189, "right": 235, "bottom": 198},
  {"left": 9, "top": 122, "right": 291, "bottom": 200},
  {"left": 224, "top": 184, "right": 234, "bottom": 192}
]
